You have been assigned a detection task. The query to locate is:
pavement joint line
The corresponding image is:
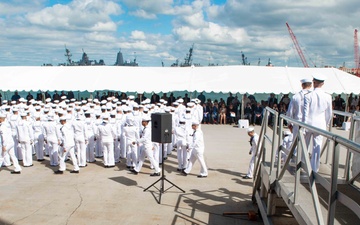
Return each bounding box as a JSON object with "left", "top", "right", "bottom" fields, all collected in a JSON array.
[{"left": 10, "top": 200, "right": 55, "bottom": 225}]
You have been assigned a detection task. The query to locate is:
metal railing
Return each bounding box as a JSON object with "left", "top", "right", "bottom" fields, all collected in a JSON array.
[{"left": 252, "top": 107, "right": 360, "bottom": 225}]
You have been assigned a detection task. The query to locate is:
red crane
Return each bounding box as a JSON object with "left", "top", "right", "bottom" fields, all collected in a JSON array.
[
  {"left": 354, "top": 29, "right": 360, "bottom": 77},
  {"left": 286, "top": 22, "right": 309, "bottom": 68}
]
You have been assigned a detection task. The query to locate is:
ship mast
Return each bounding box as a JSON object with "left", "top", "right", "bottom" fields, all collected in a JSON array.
[{"left": 64, "top": 45, "right": 72, "bottom": 65}]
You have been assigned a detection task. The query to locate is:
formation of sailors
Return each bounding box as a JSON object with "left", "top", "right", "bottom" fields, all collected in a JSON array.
[{"left": 0, "top": 95, "right": 208, "bottom": 177}]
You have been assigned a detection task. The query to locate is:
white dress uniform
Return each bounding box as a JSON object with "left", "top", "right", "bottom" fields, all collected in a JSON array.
[
  {"left": 59, "top": 120, "right": 79, "bottom": 172},
  {"left": 94, "top": 115, "right": 103, "bottom": 157},
  {"left": 174, "top": 122, "right": 189, "bottom": 170},
  {"left": 134, "top": 122, "right": 160, "bottom": 174},
  {"left": 72, "top": 118, "right": 87, "bottom": 167},
  {"left": 84, "top": 118, "right": 97, "bottom": 163},
  {"left": 184, "top": 122, "right": 208, "bottom": 177},
  {"left": 246, "top": 130, "right": 259, "bottom": 178},
  {"left": 287, "top": 88, "right": 311, "bottom": 139},
  {"left": 9, "top": 114, "right": 21, "bottom": 159},
  {"left": 303, "top": 87, "right": 332, "bottom": 172},
  {"left": 0, "top": 118, "right": 22, "bottom": 172},
  {"left": 16, "top": 116, "right": 34, "bottom": 166},
  {"left": 43, "top": 118, "right": 61, "bottom": 166},
  {"left": 97, "top": 119, "right": 116, "bottom": 167},
  {"left": 32, "top": 119, "right": 45, "bottom": 160},
  {"left": 123, "top": 117, "right": 140, "bottom": 168}
]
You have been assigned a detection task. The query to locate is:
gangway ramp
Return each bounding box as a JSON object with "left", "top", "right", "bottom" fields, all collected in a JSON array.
[{"left": 253, "top": 108, "right": 360, "bottom": 225}]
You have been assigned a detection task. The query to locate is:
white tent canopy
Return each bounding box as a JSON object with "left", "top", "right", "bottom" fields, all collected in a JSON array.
[{"left": 0, "top": 65, "right": 359, "bottom": 94}]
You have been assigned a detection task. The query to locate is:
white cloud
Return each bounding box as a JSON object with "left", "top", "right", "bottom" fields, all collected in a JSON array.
[
  {"left": 26, "top": 0, "right": 122, "bottom": 31},
  {"left": 130, "top": 30, "right": 146, "bottom": 40},
  {"left": 129, "top": 9, "right": 157, "bottom": 19}
]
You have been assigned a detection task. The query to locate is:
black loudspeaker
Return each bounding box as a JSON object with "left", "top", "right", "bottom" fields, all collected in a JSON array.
[{"left": 151, "top": 113, "right": 172, "bottom": 143}]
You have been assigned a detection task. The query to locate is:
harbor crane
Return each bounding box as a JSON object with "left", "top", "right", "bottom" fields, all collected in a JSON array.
[{"left": 354, "top": 29, "right": 360, "bottom": 77}]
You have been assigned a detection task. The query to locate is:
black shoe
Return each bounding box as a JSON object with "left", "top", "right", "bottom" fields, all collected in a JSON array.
[
  {"left": 79, "top": 164, "right": 87, "bottom": 168},
  {"left": 150, "top": 172, "right": 160, "bottom": 177},
  {"left": 104, "top": 165, "right": 109, "bottom": 168},
  {"left": 37, "top": 159, "right": 45, "bottom": 161},
  {"left": 70, "top": 170, "right": 79, "bottom": 174},
  {"left": 11, "top": 171, "right": 21, "bottom": 174},
  {"left": 177, "top": 168, "right": 182, "bottom": 172},
  {"left": 126, "top": 166, "right": 131, "bottom": 169},
  {"left": 181, "top": 171, "right": 188, "bottom": 176},
  {"left": 242, "top": 175, "right": 252, "bottom": 179},
  {"left": 108, "top": 165, "right": 115, "bottom": 168},
  {"left": 54, "top": 170, "right": 64, "bottom": 174},
  {"left": 130, "top": 169, "right": 138, "bottom": 175},
  {"left": 89, "top": 160, "right": 97, "bottom": 163},
  {"left": 197, "top": 175, "right": 207, "bottom": 178}
]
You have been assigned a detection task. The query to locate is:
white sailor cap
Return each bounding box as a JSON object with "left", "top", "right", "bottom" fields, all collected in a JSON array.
[
  {"left": 133, "top": 103, "right": 139, "bottom": 108},
  {"left": 247, "top": 127, "right": 255, "bottom": 133},
  {"left": 66, "top": 108, "right": 72, "bottom": 111},
  {"left": 106, "top": 106, "right": 112, "bottom": 110},
  {"left": 165, "top": 107, "right": 170, "bottom": 112},
  {"left": 29, "top": 99, "right": 35, "bottom": 103},
  {"left": 186, "top": 107, "right": 191, "bottom": 112},
  {"left": 312, "top": 73, "right": 326, "bottom": 82},
  {"left": 191, "top": 120, "right": 199, "bottom": 125},
  {"left": 300, "top": 78, "right": 312, "bottom": 84},
  {"left": 19, "top": 98, "right": 25, "bottom": 102},
  {"left": 45, "top": 98, "right": 51, "bottom": 103},
  {"left": 112, "top": 98, "right": 119, "bottom": 103},
  {"left": 107, "top": 97, "right": 112, "bottom": 101},
  {"left": 12, "top": 107, "right": 18, "bottom": 112},
  {"left": 139, "top": 105, "right": 144, "bottom": 108},
  {"left": 173, "top": 102, "right": 179, "bottom": 106},
  {"left": 87, "top": 98, "right": 93, "bottom": 102},
  {"left": 177, "top": 98, "right": 184, "bottom": 103},
  {"left": 35, "top": 106, "right": 41, "bottom": 110},
  {"left": 143, "top": 108, "right": 149, "bottom": 112},
  {"left": 20, "top": 112, "right": 27, "bottom": 117},
  {"left": 43, "top": 108, "right": 49, "bottom": 113},
  {"left": 61, "top": 96, "right": 67, "bottom": 100},
  {"left": 81, "top": 100, "right": 87, "bottom": 104},
  {"left": 93, "top": 99, "right": 99, "bottom": 103},
  {"left": 190, "top": 99, "right": 196, "bottom": 103},
  {"left": 142, "top": 115, "right": 151, "bottom": 122},
  {"left": 187, "top": 102, "right": 195, "bottom": 107},
  {"left": 128, "top": 95, "right": 135, "bottom": 100},
  {"left": 0, "top": 113, "right": 6, "bottom": 118},
  {"left": 54, "top": 100, "right": 59, "bottom": 104},
  {"left": 33, "top": 113, "right": 41, "bottom": 118},
  {"left": 101, "top": 100, "right": 107, "bottom": 105},
  {"left": 160, "top": 99, "right": 165, "bottom": 103},
  {"left": 101, "top": 105, "right": 107, "bottom": 110},
  {"left": 71, "top": 98, "right": 76, "bottom": 102},
  {"left": 116, "top": 107, "right": 122, "bottom": 112},
  {"left": 65, "top": 99, "right": 70, "bottom": 103},
  {"left": 59, "top": 116, "right": 66, "bottom": 121},
  {"left": 11, "top": 101, "right": 16, "bottom": 105},
  {"left": 121, "top": 99, "right": 127, "bottom": 103},
  {"left": 284, "top": 130, "right": 291, "bottom": 136},
  {"left": 179, "top": 118, "right": 186, "bottom": 123},
  {"left": 2, "top": 100, "right": 7, "bottom": 104}
]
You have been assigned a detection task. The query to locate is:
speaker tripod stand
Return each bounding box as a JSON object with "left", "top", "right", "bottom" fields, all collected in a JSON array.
[{"left": 144, "top": 143, "right": 185, "bottom": 204}]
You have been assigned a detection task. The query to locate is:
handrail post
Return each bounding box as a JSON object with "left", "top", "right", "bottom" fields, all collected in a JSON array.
[
  {"left": 327, "top": 141, "right": 340, "bottom": 225},
  {"left": 269, "top": 111, "right": 279, "bottom": 175}
]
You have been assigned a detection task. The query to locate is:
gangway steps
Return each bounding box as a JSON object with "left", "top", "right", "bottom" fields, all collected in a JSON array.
[{"left": 261, "top": 165, "right": 360, "bottom": 225}]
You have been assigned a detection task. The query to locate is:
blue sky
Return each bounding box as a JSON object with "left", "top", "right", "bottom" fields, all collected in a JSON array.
[{"left": 0, "top": 0, "right": 359, "bottom": 68}]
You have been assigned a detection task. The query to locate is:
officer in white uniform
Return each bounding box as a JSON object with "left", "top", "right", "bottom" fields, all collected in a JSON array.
[
  {"left": 303, "top": 74, "right": 332, "bottom": 172},
  {"left": 182, "top": 120, "right": 208, "bottom": 178},
  {"left": 55, "top": 117, "right": 80, "bottom": 174},
  {"left": 97, "top": 115, "right": 116, "bottom": 168},
  {"left": 243, "top": 127, "right": 259, "bottom": 179},
  {"left": 0, "top": 114, "right": 22, "bottom": 174},
  {"left": 84, "top": 112, "right": 97, "bottom": 163},
  {"left": 286, "top": 78, "right": 312, "bottom": 140},
  {"left": 131, "top": 115, "right": 161, "bottom": 176},
  {"left": 16, "top": 113, "right": 34, "bottom": 167}
]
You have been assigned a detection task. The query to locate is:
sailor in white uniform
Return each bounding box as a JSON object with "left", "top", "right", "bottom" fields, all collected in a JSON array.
[
  {"left": 182, "top": 120, "right": 208, "bottom": 178},
  {"left": 16, "top": 113, "right": 34, "bottom": 167},
  {"left": 131, "top": 115, "right": 161, "bottom": 176},
  {"left": 97, "top": 115, "right": 116, "bottom": 168},
  {"left": 72, "top": 115, "right": 87, "bottom": 167},
  {"left": 43, "top": 115, "right": 61, "bottom": 166},
  {"left": 303, "top": 74, "right": 332, "bottom": 173},
  {"left": 55, "top": 116, "right": 80, "bottom": 174},
  {"left": 243, "top": 127, "right": 259, "bottom": 179},
  {"left": 0, "top": 114, "right": 22, "bottom": 174},
  {"left": 174, "top": 119, "right": 189, "bottom": 171},
  {"left": 123, "top": 116, "right": 139, "bottom": 169},
  {"left": 32, "top": 113, "right": 45, "bottom": 161}
]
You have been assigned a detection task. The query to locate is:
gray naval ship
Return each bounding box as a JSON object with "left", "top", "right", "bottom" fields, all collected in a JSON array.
[{"left": 43, "top": 46, "right": 138, "bottom": 66}]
